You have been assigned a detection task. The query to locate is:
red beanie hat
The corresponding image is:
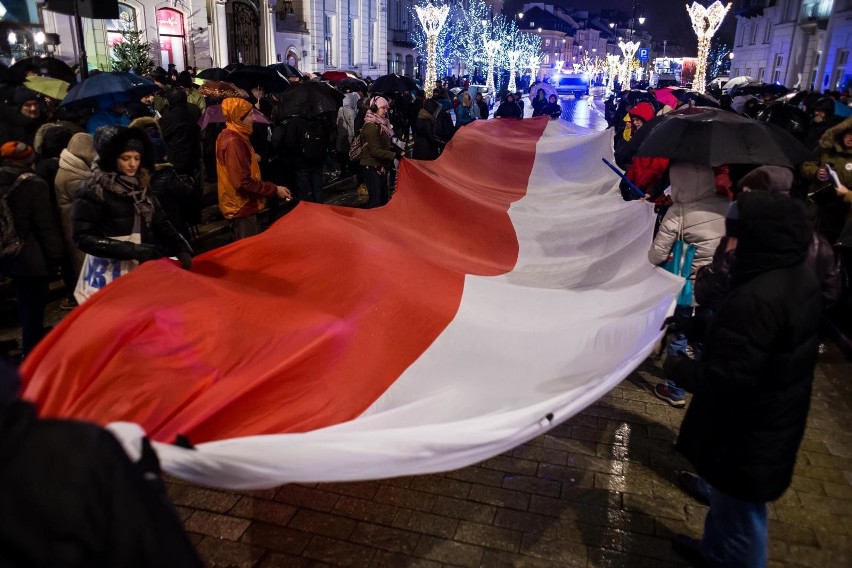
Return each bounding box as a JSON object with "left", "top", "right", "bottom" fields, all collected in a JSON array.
[
  {"left": 0, "top": 141, "right": 35, "bottom": 164},
  {"left": 628, "top": 102, "right": 656, "bottom": 123}
]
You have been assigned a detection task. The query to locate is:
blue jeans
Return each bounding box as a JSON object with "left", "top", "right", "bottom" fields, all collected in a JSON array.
[
  {"left": 295, "top": 167, "right": 324, "bottom": 203},
  {"left": 699, "top": 479, "right": 768, "bottom": 568}
]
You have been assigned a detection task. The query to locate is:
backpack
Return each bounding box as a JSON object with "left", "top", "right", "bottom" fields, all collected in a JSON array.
[
  {"left": 0, "top": 173, "right": 35, "bottom": 258},
  {"left": 301, "top": 118, "right": 328, "bottom": 162}
]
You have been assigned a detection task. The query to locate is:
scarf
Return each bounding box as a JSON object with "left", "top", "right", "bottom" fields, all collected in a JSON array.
[
  {"left": 364, "top": 109, "right": 394, "bottom": 139},
  {"left": 222, "top": 97, "right": 254, "bottom": 138},
  {"left": 59, "top": 149, "right": 92, "bottom": 180},
  {"left": 91, "top": 164, "right": 155, "bottom": 227}
]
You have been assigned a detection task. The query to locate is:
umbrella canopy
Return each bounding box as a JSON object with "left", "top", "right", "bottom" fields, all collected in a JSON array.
[
  {"left": 653, "top": 87, "right": 679, "bottom": 108},
  {"left": 756, "top": 103, "right": 810, "bottom": 140},
  {"left": 834, "top": 99, "right": 852, "bottom": 118},
  {"left": 60, "top": 72, "right": 158, "bottom": 108},
  {"left": 336, "top": 77, "right": 368, "bottom": 93},
  {"left": 10, "top": 57, "right": 76, "bottom": 84},
  {"left": 227, "top": 65, "right": 290, "bottom": 93},
  {"left": 722, "top": 76, "right": 755, "bottom": 91},
  {"left": 198, "top": 104, "right": 271, "bottom": 131},
  {"left": 668, "top": 105, "right": 719, "bottom": 116},
  {"left": 369, "top": 73, "right": 417, "bottom": 94},
  {"left": 449, "top": 87, "right": 464, "bottom": 96},
  {"left": 635, "top": 109, "right": 812, "bottom": 168},
  {"left": 197, "top": 67, "right": 230, "bottom": 81},
  {"left": 670, "top": 89, "right": 720, "bottom": 108},
  {"left": 223, "top": 63, "right": 245, "bottom": 73},
  {"left": 276, "top": 81, "right": 344, "bottom": 116},
  {"left": 23, "top": 75, "right": 69, "bottom": 100},
  {"left": 320, "top": 70, "right": 352, "bottom": 83},
  {"left": 730, "top": 82, "right": 790, "bottom": 97},
  {"left": 198, "top": 80, "right": 249, "bottom": 99},
  {"left": 268, "top": 63, "right": 303, "bottom": 79},
  {"left": 528, "top": 82, "right": 557, "bottom": 101}
]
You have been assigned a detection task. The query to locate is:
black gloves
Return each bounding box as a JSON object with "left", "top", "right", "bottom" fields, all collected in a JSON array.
[
  {"left": 175, "top": 252, "right": 193, "bottom": 270},
  {"left": 132, "top": 243, "right": 164, "bottom": 262},
  {"left": 660, "top": 311, "right": 710, "bottom": 343}
]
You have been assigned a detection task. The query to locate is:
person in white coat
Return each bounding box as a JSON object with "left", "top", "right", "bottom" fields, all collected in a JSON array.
[
  {"left": 648, "top": 161, "right": 730, "bottom": 407},
  {"left": 336, "top": 92, "right": 359, "bottom": 177}
]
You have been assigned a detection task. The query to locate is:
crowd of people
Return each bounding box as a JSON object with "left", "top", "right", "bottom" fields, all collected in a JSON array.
[{"left": 610, "top": 82, "right": 851, "bottom": 567}]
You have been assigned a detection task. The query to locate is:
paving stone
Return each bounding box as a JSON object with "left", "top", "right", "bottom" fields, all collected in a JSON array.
[
  {"left": 587, "top": 546, "right": 688, "bottom": 568},
  {"left": 288, "top": 509, "right": 357, "bottom": 540},
  {"left": 536, "top": 463, "right": 595, "bottom": 488},
  {"left": 432, "top": 495, "right": 498, "bottom": 524},
  {"left": 275, "top": 485, "right": 341, "bottom": 512},
  {"left": 622, "top": 493, "right": 686, "bottom": 521},
  {"left": 564, "top": 452, "right": 624, "bottom": 475},
  {"left": 478, "top": 549, "right": 556, "bottom": 567},
  {"left": 517, "top": 534, "right": 588, "bottom": 565},
  {"left": 258, "top": 552, "right": 334, "bottom": 567},
  {"left": 368, "top": 549, "right": 442, "bottom": 568},
  {"left": 493, "top": 508, "right": 558, "bottom": 536},
  {"left": 467, "top": 483, "right": 531, "bottom": 511},
  {"left": 183, "top": 510, "right": 251, "bottom": 541},
  {"left": 302, "top": 535, "right": 376, "bottom": 567},
  {"left": 194, "top": 535, "right": 265, "bottom": 568},
  {"left": 542, "top": 434, "right": 598, "bottom": 456},
  {"left": 593, "top": 472, "right": 654, "bottom": 497},
  {"left": 511, "top": 445, "right": 568, "bottom": 466},
  {"left": 350, "top": 522, "right": 421, "bottom": 554},
  {"left": 168, "top": 483, "right": 241, "bottom": 513},
  {"left": 557, "top": 519, "right": 625, "bottom": 551},
  {"left": 453, "top": 520, "right": 522, "bottom": 553},
  {"left": 767, "top": 522, "right": 819, "bottom": 547},
  {"left": 332, "top": 496, "right": 398, "bottom": 525},
  {"left": 560, "top": 487, "right": 621, "bottom": 509},
  {"left": 409, "top": 476, "right": 473, "bottom": 499},
  {"left": 501, "top": 474, "right": 561, "bottom": 498},
  {"left": 374, "top": 485, "right": 438, "bottom": 512},
  {"left": 412, "top": 534, "right": 485, "bottom": 568},
  {"left": 481, "top": 455, "right": 540, "bottom": 476},
  {"left": 813, "top": 529, "right": 852, "bottom": 553},
  {"left": 446, "top": 466, "right": 506, "bottom": 488},
  {"left": 822, "top": 480, "right": 852, "bottom": 501},
  {"left": 229, "top": 496, "right": 297, "bottom": 527},
  {"left": 391, "top": 508, "right": 459, "bottom": 539},
  {"left": 321, "top": 481, "right": 382, "bottom": 500},
  {"left": 239, "top": 522, "right": 310, "bottom": 555}
]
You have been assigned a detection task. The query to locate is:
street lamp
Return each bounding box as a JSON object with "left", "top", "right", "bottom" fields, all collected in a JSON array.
[
  {"left": 415, "top": 2, "right": 450, "bottom": 95},
  {"left": 687, "top": 1, "right": 731, "bottom": 93}
]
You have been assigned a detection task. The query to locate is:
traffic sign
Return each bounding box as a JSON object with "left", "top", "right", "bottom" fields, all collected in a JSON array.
[{"left": 638, "top": 48, "right": 650, "bottom": 61}]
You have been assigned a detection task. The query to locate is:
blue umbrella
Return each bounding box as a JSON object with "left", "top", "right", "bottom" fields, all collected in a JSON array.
[
  {"left": 834, "top": 99, "right": 852, "bottom": 118},
  {"left": 60, "top": 72, "right": 158, "bottom": 108}
]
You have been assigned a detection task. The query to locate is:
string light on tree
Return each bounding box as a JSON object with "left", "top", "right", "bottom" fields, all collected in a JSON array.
[
  {"left": 605, "top": 54, "right": 621, "bottom": 93},
  {"left": 686, "top": 1, "right": 731, "bottom": 94},
  {"left": 415, "top": 1, "right": 450, "bottom": 93},
  {"left": 483, "top": 37, "right": 501, "bottom": 96},
  {"left": 507, "top": 50, "right": 520, "bottom": 93},
  {"left": 528, "top": 55, "right": 541, "bottom": 83},
  {"left": 617, "top": 40, "right": 640, "bottom": 88}
]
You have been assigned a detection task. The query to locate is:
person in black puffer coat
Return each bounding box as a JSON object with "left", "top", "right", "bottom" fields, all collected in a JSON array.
[
  {"left": 0, "top": 143, "right": 64, "bottom": 358},
  {"left": 72, "top": 126, "right": 193, "bottom": 279},
  {"left": 663, "top": 191, "right": 822, "bottom": 568},
  {"left": 158, "top": 89, "right": 201, "bottom": 178},
  {"left": 412, "top": 99, "right": 441, "bottom": 161}
]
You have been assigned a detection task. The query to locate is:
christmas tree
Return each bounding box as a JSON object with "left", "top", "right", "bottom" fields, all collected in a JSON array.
[{"left": 111, "top": 19, "right": 155, "bottom": 74}]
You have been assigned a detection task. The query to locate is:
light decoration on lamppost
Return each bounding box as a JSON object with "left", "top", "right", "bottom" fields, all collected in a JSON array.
[
  {"left": 618, "top": 40, "right": 640, "bottom": 87},
  {"left": 507, "top": 49, "right": 520, "bottom": 93},
  {"left": 483, "top": 36, "right": 501, "bottom": 96},
  {"left": 686, "top": 1, "right": 731, "bottom": 94},
  {"left": 528, "top": 55, "right": 540, "bottom": 83},
  {"left": 606, "top": 54, "right": 621, "bottom": 93},
  {"left": 415, "top": 2, "right": 450, "bottom": 94}
]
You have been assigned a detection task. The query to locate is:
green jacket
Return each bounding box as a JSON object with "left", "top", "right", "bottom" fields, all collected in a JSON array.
[
  {"left": 359, "top": 122, "right": 397, "bottom": 168},
  {"left": 801, "top": 116, "right": 852, "bottom": 240},
  {"left": 186, "top": 89, "right": 206, "bottom": 114}
]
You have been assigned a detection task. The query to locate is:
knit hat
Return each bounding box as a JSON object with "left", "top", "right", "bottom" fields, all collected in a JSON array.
[
  {"left": 176, "top": 71, "right": 194, "bottom": 88},
  {"left": 737, "top": 165, "right": 794, "bottom": 195},
  {"left": 93, "top": 124, "right": 123, "bottom": 157},
  {"left": 628, "top": 102, "right": 655, "bottom": 123},
  {"left": 0, "top": 141, "right": 36, "bottom": 165},
  {"left": 13, "top": 87, "right": 39, "bottom": 108},
  {"left": 370, "top": 96, "right": 389, "bottom": 109}
]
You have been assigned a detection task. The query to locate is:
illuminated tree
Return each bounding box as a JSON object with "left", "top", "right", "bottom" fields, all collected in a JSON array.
[
  {"left": 706, "top": 38, "right": 732, "bottom": 81},
  {"left": 686, "top": 1, "right": 731, "bottom": 93},
  {"left": 415, "top": 2, "right": 451, "bottom": 91}
]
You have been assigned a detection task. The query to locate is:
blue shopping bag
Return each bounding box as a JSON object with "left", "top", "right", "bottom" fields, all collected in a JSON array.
[{"left": 663, "top": 239, "right": 697, "bottom": 306}]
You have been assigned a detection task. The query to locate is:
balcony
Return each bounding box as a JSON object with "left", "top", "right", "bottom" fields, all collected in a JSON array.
[{"left": 391, "top": 29, "right": 416, "bottom": 48}]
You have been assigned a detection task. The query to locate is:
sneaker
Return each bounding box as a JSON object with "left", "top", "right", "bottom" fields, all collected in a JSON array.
[
  {"left": 357, "top": 183, "right": 368, "bottom": 197},
  {"left": 677, "top": 471, "right": 710, "bottom": 505},
  {"left": 654, "top": 383, "right": 686, "bottom": 407},
  {"left": 671, "top": 534, "right": 711, "bottom": 567},
  {"left": 59, "top": 298, "right": 78, "bottom": 311}
]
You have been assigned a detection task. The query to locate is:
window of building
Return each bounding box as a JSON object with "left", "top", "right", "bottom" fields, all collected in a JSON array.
[
  {"left": 758, "top": 67, "right": 765, "bottom": 81},
  {"left": 368, "top": 1, "right": 375, "bottom": 67},
  {"left": 324, "top": 13, "right": 334, "bottom": 67},
  {"left": 107, "top": 3, "right": 137, "bottom": 50},
  {"left": 833, "top": 49, "right": 849, "bottom": 89},
  {"left": 545, "top": 38, "right": 551, "bottom": 47},
  {"left": 764, "top": 21, "right": 771, "bottom": 43},
  {"left": 786, "top": 0, "right": 799, "bottom": 22},
  {"left": 348, "top": 16, "right": 356, "bottom": 66},
  {"left": 157, "top": 8, "right": 186, "bottom": 72},
  {"left": 750, "top": 22, "right": 758, "bottom": 44},
  {"left": 736, "top": 25, "right": 744, "bottom": 47},
  {"left": 396, "top": 53, "right": 402, "bottom": 74},
  {"left": 405, "top": 54, "right": 413, "bottom": 76},
  {"left": 745, "top": 67, "right": 752, "bottom": 77}
]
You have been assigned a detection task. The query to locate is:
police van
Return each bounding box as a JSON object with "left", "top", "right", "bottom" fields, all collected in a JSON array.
[{"left": 553, "top": 74, "right": 590, "bottom": 98}]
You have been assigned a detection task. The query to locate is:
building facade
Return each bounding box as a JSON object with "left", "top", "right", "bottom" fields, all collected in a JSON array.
[{"left": 731, "top": 0, "right": 852, "bottom": 91}]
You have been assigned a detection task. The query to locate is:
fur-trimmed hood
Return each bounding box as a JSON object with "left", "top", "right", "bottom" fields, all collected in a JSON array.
[{"left": 818, "top": 115, "right": 852, "bottom": 152}]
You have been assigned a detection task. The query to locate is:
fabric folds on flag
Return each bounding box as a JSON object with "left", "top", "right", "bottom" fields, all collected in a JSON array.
[{"left": 21, "top": 117, "right": 682, "bottom": 489}]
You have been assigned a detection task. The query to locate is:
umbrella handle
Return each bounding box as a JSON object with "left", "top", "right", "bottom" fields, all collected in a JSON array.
[{"left": 601, "top": 158, "right": 645, "bottom": 199}]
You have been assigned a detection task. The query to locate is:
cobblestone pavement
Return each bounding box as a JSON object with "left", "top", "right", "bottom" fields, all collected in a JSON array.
[{"left": 170, "top": 345, "right": 852, "bottom": 568}]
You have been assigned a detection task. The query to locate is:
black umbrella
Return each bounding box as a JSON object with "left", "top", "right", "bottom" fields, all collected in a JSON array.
[
  {"left": 369, "top": 73, "right": 416, "bottom": 93},
  {"left": 0, "top": 62, "right": 14, "bottom": 84},
  {"left": 635, "top": 109, "right": 812, "bottom": 168},
  {"left": 730, "top": 82, "right": 790, "bottom": 97},
  {"left": 276, "top": 81, "right": 344, "bottom": 116},
  {"left": 268, "top": 63, "right": 303, "bottom": 79},
  {"left": 60, "top": 72, "right": 158, "bottom": 108},
  {"left": 223, "top": 62, "right": 245, "bottom": 73},
  {"left": 756, "top": 103, "right": 810, "bottom": 140},
  {"left": 197, "top": 67, "right": 230, "bottom": 81},
  {"left": 10, "top": 56, "right": 76, "bottom": 84},
  {"left": 336, "top": 77, "right": 368, "bottom": 93},
  {"left": 670, "top": 89, "right": 720, "bottom": 108},
  {"left": 227, "top": 65, "right": 290, "bottom": 93}
]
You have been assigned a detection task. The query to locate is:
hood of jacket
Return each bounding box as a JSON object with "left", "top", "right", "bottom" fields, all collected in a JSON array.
[
  {"left": 731, "top": 191, "right": 811, "bottom": 285},
  {"left": 669, "top": 161, "right": 718, "bottom": 204},
  {"left": 818, "top": 115, "right": 852, "bottom": 152},
  {"left": 65, "top": 132, "right": 97, "bottom": 166},
  {"left": 343, "top": 92, "right": 360, "bottom": 110}
]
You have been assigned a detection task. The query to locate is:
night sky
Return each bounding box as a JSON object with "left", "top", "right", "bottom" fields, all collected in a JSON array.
[{"left": 508, "top": 1, "right": 738, "bottom": 52}]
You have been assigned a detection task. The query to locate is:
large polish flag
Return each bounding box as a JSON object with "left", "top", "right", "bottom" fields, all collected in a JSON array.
[{"left": 21, "top": 117, "right": 682, "bottom": 489}]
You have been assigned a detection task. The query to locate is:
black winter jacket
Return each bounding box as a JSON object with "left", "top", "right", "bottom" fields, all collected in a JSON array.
[
  {"left": 72, "top": 170, "right": 191, "bottom": 261},
  {"left": 668, "top": 192, "right": 822, "bottom": 503},
  {"left": 412, "top": 112, "right": 440, "bottom": 161},
  {"left": 159, "top": 104, "right": 201, "bottom": 176},
  {"left": 0, "top": 167, "right": 63, "bottom": 277},
  {"left": 149, "top": 164, "right": 200, "bottom": 240}
]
